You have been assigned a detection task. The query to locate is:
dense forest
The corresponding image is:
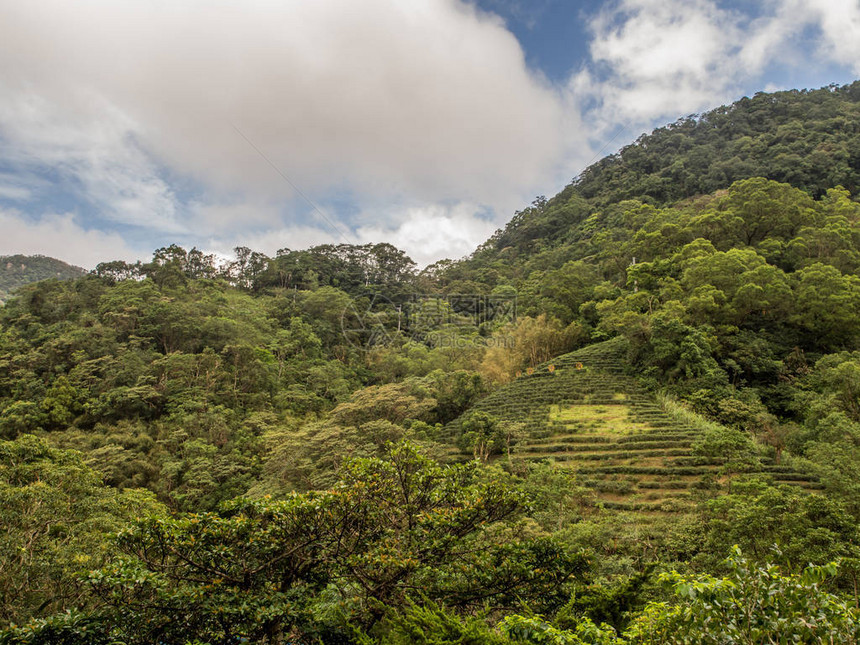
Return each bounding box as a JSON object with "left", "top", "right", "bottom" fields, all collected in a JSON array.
[{"left": 3, "top": 82, "right": 860, "bottom": 643}]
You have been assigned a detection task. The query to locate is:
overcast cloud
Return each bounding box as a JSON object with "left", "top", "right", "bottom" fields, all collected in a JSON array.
[
  {"left": 0, "top": 209, "right": 138, "bottom": 267},
  {"left": 0, "top": 0, "right": 856, "bottom": 268},
  {"left": 572, "top": 0, "right": 860, "bottom": 138}
]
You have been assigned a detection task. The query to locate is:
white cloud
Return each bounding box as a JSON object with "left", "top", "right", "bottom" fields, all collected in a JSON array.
[
  {"left": 0, "top": 0, "right": 573, "bottom": 213},
  {"left": 789, "top": 0, "right": 860, "bottom": 74},
  {"left": 0, "top": 170, "right": 54, "bottom": 204},
  {"left": 569, "top": 0, "right": 749, "bottom": 135},
  {"left": 0, "top": 185, "right": 31, "bottom": 202},
  {"left": 355, "top": 202, "right": 499, "bottom": 266},
  {"left": 187, "top": 198, "right": 286, "bottom": 235},
  {"left": 570, "top": 0, "right": 860, "bottom": 140},
  {"left": 0, "top": 209, "right": 142, "bottom": 269},
  {"left": 0, "top": 91, "right": 182, "bottom": 233}
]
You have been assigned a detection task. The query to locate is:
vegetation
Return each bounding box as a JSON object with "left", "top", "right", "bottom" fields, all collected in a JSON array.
[
  {"left": 0, "top": 255, "right": 85, "bottom": 304},
  {"left": 3, "top": 81, "right": 860, "bottom": 642}
]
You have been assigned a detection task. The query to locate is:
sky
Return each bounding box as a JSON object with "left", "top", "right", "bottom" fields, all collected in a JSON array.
[{"left": 0, "top": 0, "right": 858, "bottom": 269}]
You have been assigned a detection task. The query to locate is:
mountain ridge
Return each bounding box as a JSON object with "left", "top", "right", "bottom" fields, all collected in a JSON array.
[
  {"left": 0, "top": 254, "right": 87, "bottom": 303},
  {"left": 467, "top": 80, "right": 860, "bottom": 270}
]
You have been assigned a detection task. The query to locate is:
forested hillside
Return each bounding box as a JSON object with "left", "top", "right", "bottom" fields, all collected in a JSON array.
[
  {"left": 0, "top": 255, "right": 86, "bottom": 303},
  {"left": 468, "top": 81, "right": 860, "bottom": 265},
  {"left": 3, "top": 83, "right": 860, "bottom": 643}
]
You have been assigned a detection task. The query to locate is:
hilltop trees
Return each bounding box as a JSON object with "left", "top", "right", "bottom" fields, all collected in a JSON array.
[{"left": 571, "top": 82, "right": 860, "bottom": 207}]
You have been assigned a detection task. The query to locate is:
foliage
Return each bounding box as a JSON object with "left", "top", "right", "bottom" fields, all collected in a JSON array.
[
  {"left": 0, "top": 610, "right": 118, "bottom": 645},
  {"left": 691, "top": 424, "right": 758, "bottom": 474},
  {"left": 627, "top": 547, "right": 860, "bottom": 644},
  {"left": 698, "top": 480, "right": 860, "bottom": 586},
  {"left": 481, "top": 315, "right": 582, "bottom": 385},
  {"left": 80, "top": 442, "right": 586, "bottom": 644},
  {"left": 501, "top": 614, "right": 621, "bottom": 644},
  {"left": 458, "top": 410, "right": 503, "bottom": 461},
  {"left": 360, "top": 600, "right": 514, "bottom": 645},
  {"left": 0, "top": 435, "right": 163, "bottom": 626}
]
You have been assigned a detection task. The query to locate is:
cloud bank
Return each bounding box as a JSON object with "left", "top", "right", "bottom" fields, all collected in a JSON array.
[
  {"left": 0, "top": 210, "right": 140, "bottom": 269},
  {"left": 0, "top": 1, "right": 571, "bottom": 233},
  {"left": 572, "top": 0, "right": 860, "bottom": 138},
  {"left": 0, "top": 0, "right": 857, "bottom": 267}
]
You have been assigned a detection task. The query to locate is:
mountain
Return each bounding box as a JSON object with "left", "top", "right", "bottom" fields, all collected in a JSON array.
[
  {"left": 432, "top": 83, "right": 860, "bottom": 489},
  {"left": 3, "top": 82, "right": 860, "bottom": 641},
  {"left": 466, "top": 81, "right": 860, "bottom": 269},
  {"left": 0, "top": 254, "right": 87, "bottom": 303},
  {"left": 446, "top": 339, "right": 820, "bottom": 515}
]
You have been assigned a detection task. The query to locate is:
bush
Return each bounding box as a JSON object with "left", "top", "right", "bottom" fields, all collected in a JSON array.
[{"left": 626, "top": 547, "right": 860, "bottom": 644}]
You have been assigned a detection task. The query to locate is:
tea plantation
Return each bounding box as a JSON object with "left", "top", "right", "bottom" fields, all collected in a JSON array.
[{"left": 449, "top": 339, "right": 821, "bottom": 513}]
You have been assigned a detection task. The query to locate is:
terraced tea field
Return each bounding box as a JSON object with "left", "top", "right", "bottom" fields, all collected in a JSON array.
[{"left": 448, "top": 339, "right": 821, "bottom": 513}]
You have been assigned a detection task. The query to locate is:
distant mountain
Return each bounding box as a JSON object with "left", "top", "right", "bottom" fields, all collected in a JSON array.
[{"left": 0, "top": 254, "right": 87, "bottom": 303}]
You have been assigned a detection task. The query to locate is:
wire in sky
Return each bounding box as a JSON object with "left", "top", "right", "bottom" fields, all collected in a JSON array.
[
  {"left": 574, "top": 121, "right": 631, "bottom": 180},
  {"left": 231, "top": 123, "right": 355, "bottom": 245}
]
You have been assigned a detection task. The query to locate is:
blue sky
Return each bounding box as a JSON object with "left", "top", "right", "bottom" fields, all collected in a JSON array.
[{"left": 0, "top": 0, "right": 858, "bottom": 268}]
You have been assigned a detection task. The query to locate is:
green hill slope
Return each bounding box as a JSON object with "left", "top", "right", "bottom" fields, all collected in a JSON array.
[
  {"left": 450, "top": 339, "right": 820, "bottom": 513},
  {"left": 0, "top": 254, "right": 86, "bottom": 303},
  {"left": 4, "top": 80, "right": 860, "bottom": 639},
  {"left": 475, "top": 81, "right": 860, "bottom": 264},
  {"left": 434, "top": 84, "right": 860, "bottom": 505}
]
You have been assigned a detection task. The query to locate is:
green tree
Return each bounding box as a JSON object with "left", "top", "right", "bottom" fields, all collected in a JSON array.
[
  {"left": 0, "top": 435, "right": 163, "bottom": 627},
  {"left": 791, "top": 263, "right": 860, "bottom": 351},
  {"left": 626, "top": 547, "right": 860, "bottom": 644},
  {"left": 82, "top": 442, "right": 584, "bottom": 643}
]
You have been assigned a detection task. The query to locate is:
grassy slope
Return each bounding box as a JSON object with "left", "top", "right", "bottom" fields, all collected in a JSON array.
[{"left": 449, "top": 339, "right": 819, "bottom": 514}]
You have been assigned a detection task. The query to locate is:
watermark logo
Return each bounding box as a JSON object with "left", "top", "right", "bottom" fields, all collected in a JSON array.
[
  {"left": 341, "top": 293, "right": 399, "bottom": 350},
  {"left": 342, "top": 293, "right": 517, "bottom": 351}
]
